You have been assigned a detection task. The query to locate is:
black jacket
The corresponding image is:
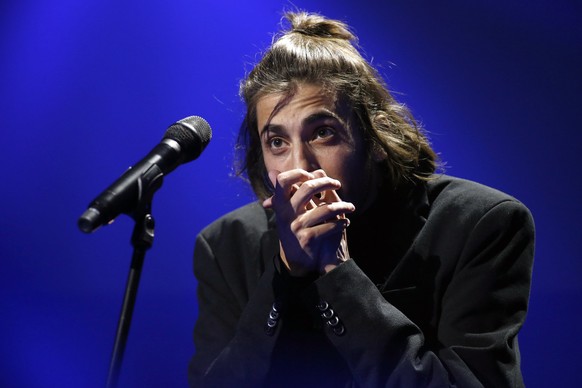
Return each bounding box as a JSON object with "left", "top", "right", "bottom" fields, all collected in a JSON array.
[{"left": 188, "top": 175, "right": 535, "bottom": 387}]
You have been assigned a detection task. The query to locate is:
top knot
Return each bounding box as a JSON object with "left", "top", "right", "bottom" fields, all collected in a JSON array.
[{"left": 284, "top": 11, "right": 355, "bottom": 41}]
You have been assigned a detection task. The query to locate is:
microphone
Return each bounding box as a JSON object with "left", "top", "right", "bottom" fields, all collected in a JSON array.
[{"left": 78, "top": 115, "right": 212, "bottom": 233}]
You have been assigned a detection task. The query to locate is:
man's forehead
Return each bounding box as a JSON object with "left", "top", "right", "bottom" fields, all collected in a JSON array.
[
  {"left": 256, "top": 84, "right": 347, "bottom": 124},
  {"left": 262, "top": 84, "right": 334, "bottom": 107}
]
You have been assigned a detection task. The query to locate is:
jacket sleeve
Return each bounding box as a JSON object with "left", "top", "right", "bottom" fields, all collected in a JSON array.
[
  {"left": 309, "top": 199, "right": 535, "bottom": 387},
  {"left": 188, "top": 231, "right": 280, "bottom": 388}
]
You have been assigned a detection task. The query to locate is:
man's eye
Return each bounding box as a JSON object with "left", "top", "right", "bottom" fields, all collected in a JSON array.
[
  {"left": 315, "top": 127, "right": 334, "bottom": 139},
  {"left": 269, "top": 138, "right": 284, "bottom": 148}
]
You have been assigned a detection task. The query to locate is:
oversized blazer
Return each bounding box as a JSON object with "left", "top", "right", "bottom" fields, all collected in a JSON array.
[{"left": 188, "top": 175, "right": 535, "bottom": 387}]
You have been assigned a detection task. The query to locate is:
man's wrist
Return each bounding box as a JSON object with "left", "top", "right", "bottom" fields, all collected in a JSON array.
[{"left": 320, "top": 258, "right": 349, "bottom": 275}]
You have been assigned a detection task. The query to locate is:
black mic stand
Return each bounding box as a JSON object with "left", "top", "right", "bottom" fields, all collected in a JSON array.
[{"left": 106, "top": 165, "right": 164, "bottom": 388}]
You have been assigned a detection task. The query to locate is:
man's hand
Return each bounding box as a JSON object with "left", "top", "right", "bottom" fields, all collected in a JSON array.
[{"left": 262, "top": 169, "right": 355, "bottom": 276}]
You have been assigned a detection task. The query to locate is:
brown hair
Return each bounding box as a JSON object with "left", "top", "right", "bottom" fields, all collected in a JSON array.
[{"left": 236, "top": 11, "right": 438, "bottom": 200}]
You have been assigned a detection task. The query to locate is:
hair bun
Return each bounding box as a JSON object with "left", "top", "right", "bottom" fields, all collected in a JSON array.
[{"left": 285, "top": 12, "right": 355, "bottom": 41}]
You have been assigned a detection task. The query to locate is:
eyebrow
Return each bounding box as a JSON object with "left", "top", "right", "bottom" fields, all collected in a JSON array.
[
  {"left": 305, "top": 110, "right": 342, "bottom": 126},
  {"left": 259, "top": 109, "right": 343, "bottom": 138}
]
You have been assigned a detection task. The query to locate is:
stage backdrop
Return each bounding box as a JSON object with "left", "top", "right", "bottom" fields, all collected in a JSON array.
[{"left": 1, "top": 1, "right": 580, "bottom": 386}]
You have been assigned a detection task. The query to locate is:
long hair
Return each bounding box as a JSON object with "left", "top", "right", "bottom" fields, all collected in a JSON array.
[{"left": 236, "top": 11, "right": 438, "bottom": 200}]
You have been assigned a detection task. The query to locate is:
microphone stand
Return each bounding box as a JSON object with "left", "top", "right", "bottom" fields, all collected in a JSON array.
[{"left": 106, "top": 165, "right": 164, "bottom": 388}]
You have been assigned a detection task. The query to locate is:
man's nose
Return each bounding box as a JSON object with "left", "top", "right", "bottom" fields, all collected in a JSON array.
[{"left": 291, "top": 144, "right": 319, "bottom": 172}]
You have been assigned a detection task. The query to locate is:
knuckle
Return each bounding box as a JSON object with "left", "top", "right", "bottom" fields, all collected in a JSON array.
[
  {"left": 302, "top": 180, "right": 317, "bottom": 191},
  {"left": 297, "top": 228, "right": 315, "bottom": 245}
]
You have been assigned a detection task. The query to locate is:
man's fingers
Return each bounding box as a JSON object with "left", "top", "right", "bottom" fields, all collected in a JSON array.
[{"left": 301, "top": 201, "right": 355, "bottom": 228}]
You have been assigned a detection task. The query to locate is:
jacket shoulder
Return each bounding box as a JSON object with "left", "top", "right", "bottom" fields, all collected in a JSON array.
[
  {"left": 421, "top": 175, "right": 534, "bottom": 247},
  {"left": 199, "top": 201, "right": 272, "bottom": 244},
  {"left": 427, "top": 175, "right": 530, "bottom": 216}
]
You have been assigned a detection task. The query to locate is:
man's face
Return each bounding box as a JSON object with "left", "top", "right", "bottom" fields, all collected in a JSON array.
[{"left": 256, "top": 83, "right": 376, "bottom": 214}]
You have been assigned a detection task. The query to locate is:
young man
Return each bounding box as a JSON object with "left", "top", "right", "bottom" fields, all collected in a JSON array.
[{"left": 189, "top": 12, "right": 534, "bottom": 387}]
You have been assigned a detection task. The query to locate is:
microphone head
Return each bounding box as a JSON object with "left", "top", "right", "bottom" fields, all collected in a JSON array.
[{"left": 164, "top": 115, "right": 212, "bottom": 162}]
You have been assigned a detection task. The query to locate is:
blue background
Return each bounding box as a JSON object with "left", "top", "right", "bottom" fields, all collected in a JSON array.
[{"left": 1, "top": 1, "right": 580, "bottom": 386}]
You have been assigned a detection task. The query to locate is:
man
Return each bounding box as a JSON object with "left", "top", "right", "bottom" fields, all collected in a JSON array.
[{"left": 189, "top": 11, "right": 534, "bottom": 387}]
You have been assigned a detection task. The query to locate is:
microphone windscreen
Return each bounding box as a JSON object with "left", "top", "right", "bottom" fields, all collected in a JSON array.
[{"left": 164, "top": 115, "right": 212, "bottom": 162}]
